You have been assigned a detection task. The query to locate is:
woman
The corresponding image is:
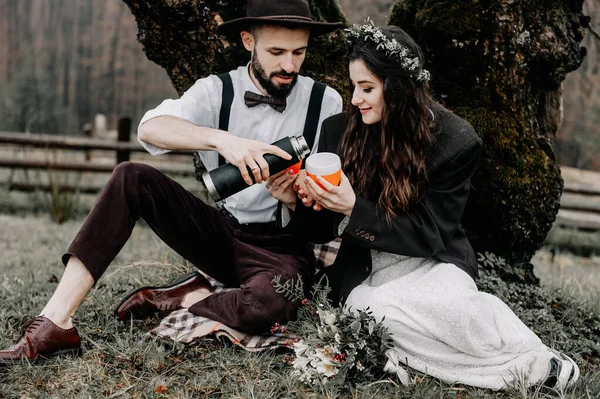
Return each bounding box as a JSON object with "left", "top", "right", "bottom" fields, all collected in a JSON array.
[{"left": 267, "top": 22, "right": 579, "bottom": 390}]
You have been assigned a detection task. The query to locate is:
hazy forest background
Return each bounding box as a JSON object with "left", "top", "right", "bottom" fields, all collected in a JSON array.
[{"left": 0, "top": 0, "right": 598, "bottom": 170}]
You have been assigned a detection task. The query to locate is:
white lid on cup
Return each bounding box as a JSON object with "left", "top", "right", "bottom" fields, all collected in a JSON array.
[{"left": 305, "top": 152, "right": 341, "bottom": 176}]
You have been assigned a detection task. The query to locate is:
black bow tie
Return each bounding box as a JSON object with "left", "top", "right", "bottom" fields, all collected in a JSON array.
[{"left": 244, "top": 91, "right": 287, "bottom": 113}]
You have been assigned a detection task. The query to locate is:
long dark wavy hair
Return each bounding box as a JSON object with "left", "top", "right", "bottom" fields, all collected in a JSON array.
[{"left": 340, "top": 25, "right": 436, "bottom": 222}]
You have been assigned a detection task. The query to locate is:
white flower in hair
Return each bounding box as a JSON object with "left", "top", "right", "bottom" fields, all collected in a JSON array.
[
  {"left": 405, "top": 57, "right": 419, "bottom": 71},
  {"left": 385, "top": 39, "right": 402, "bottom": 53},
  {"left": 417, "top": 69, "right": 431, "bottom": 83},
  {"left": 345, "top": 18, "right": 431, "bottom": 84},
  {"left": 373, "top": 30, "right": 386, "bottom": 42}
]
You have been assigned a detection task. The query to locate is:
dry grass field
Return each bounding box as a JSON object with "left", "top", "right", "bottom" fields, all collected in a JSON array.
[{"left": 0, "top": 191, "right": 599, "bottom": 398}]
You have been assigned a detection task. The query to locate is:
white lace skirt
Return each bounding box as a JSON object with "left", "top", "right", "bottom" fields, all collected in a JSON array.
[{"left": 345, "top": 252, "right": 554, "bottom": 390}]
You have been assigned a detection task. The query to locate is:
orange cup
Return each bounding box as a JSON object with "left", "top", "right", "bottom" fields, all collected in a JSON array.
[
  {"left": 286, "top": 160, "right": 302, "bottom": 175},
  {"left": 305, "top": 152, "right": 341, "bottom": 190}
]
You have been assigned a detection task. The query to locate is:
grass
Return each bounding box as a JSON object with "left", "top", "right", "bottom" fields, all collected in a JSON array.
[
  {"left": 1, "top": 212, "right": 599, "bottom": 398},
  {"left": 532, "top": 248, "right": 600, "bottom": 301}
]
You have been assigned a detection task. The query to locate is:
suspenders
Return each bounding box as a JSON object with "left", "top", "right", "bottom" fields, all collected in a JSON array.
[
  {"left": 217, "top": 73, "right": 234, "bottom": 167},
  {"left": 302, "top": 81, "right": 327, "bottom": 151},
  {"left": 216, "top": 73, "right": 327, "bottom": 167}
]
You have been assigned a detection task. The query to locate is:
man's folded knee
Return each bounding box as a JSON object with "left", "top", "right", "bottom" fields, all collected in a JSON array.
[
  {"left": 112, "top": 161, "right": 135, "bottom": 175},
  {"left": 110, "top": 162, "right": 162, "bottom": 192},
  {"left": 112, "top": 161, "right": 156, "bottom": 177}
]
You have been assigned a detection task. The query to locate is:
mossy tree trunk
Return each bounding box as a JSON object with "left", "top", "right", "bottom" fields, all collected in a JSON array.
[
  {"left": 389, "top": 0, "right": 589, "bottom": 282},
  {"left": 124, "top": 0, "right": 588, "bottom": 283}
]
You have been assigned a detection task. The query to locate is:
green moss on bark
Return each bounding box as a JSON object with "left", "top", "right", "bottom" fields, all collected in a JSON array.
[{"left": 456, "top": 108, "right": 563, "bottom": 267}]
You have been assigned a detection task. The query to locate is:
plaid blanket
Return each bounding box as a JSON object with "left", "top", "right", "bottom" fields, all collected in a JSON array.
[{"left": 149, "top": 238, "right": 341, "bottom": 351}]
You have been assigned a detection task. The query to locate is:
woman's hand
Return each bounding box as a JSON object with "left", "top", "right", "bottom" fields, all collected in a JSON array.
[
  {"left": 293, "top": 170, "right": 323, "bottom": 211},
  {"left": 304, "top": 171, "right": 356, "bottom": 216},
  {"left": 266, "top": 169, "right": 298, "bottom": 210}
]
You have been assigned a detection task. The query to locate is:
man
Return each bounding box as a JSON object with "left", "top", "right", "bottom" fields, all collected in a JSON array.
[{"left": 0, "top": 0, "right": 342, "bottom": 364}]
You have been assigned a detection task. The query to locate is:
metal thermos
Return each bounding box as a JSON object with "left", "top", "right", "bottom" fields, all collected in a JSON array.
[{"left": 202, "top": 135, "right": 310, "bottom": 202}]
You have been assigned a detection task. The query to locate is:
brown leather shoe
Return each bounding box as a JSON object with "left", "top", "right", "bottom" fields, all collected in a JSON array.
[
  {"left": 0, "top": 316, "right": 81, "bottom": 366},
  {"left": 115, "top": 271, "right": 213, "bottom": 321}
]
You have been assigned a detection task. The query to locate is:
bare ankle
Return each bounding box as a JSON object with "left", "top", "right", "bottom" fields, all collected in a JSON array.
[{"left": 181, "top": 289, "right": 212, "bottom": 308}]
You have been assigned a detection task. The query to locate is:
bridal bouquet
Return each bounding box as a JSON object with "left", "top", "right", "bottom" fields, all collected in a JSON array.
[{"left": 272, "top": 275, "right": 393, "bottom": 386}]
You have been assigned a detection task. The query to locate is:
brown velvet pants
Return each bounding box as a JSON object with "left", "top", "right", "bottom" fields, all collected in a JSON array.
[{"left": 62, "top": 162, "right": 314, "bottom": 334}]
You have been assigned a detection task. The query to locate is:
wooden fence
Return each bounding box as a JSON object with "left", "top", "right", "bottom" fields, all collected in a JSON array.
[
  {"left": 0, "top": 118, "right": 193, "bottom": 164},
  {"left": 0, "top": 117, "right": 196, "bottom": 194},
  {"left": 555, "top": 166, "right": 600, "bottom": 232}
]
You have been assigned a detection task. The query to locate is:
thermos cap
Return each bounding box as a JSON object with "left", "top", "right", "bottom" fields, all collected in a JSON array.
[{"left": 291, "top": 136, "right": 310, "bottom": 159}]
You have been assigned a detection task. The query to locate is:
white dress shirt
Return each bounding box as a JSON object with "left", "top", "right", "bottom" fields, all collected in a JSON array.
[{"left": 138, "top": 65, "right": 343, "bottom": 224}]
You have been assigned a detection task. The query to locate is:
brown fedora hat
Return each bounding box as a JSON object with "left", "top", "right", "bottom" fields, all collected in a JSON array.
[{"left": 217, "top": 0, "right": 345, "bottom": 38}]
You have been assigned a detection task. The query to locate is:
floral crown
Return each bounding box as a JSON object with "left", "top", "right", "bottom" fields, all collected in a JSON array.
[{"left": 345, "top": 19, "right": 431, "bottom": 84}]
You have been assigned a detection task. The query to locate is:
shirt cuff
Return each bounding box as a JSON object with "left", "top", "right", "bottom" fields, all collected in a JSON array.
[
  {"left": 280, "top": 203, "right": 293, "bottom": 228},
  {"left": 137, "top": 112, "right": 173, "bottom": 156},
  {"left": 337, "top": 215, "right": 350, "bottom": 236}
]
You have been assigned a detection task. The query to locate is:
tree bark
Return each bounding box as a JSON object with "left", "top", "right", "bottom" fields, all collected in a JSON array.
[
  {"left": 388, "top": 0, "right": 588, "bottom": 281},
  {"left": 121, "top": 0, "right": 349, "bottom": 96}
]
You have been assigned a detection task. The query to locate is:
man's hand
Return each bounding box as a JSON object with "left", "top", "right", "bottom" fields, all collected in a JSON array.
[
  {"left": 266, "top": 169, "right": 298, "bottom": 210},
  {"left": 215, "top": 134, "right": 292, "bottom": 185}
]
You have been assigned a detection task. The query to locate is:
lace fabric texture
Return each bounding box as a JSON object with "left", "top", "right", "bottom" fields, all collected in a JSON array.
[{"left": 345, "top": 250, "right": 554, "bottom": 389}]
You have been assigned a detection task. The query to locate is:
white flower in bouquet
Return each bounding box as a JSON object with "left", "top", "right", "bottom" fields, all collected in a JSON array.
[
  {"left": 319, "top": 310, "right": 337, "bottom": 326},
  {"left": 314, "top": 360, "right": 339, "bottom": 378},
  {"left": 315, "top": 344, "right": 340, "bottom": 363},
  {"left": 312, "top": 345, "right": 341, "bottom": 378}
]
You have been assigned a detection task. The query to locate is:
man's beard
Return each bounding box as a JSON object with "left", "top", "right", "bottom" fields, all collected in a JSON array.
[{"left": 251, "top": 56, "right": 298, "bottom": 99}]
